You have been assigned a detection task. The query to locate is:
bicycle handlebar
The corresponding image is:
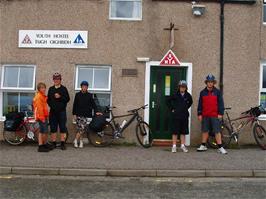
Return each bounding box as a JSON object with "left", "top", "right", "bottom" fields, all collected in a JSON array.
[
  {"left": 241, "top": 105, "right": 262, "bottom": 115},
  {"left": 127, "top": 104, "right": 148, "bottom": 113}
]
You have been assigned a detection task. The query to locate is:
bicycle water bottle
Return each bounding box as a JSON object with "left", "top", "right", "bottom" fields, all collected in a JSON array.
[{"left": 120, "top": 120, "right": 127, "bottom": 128}]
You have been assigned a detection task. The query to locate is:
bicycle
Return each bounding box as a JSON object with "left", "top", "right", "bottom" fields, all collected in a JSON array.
[
  {"left": 207, "top": 106, "right": 266, "bottom": 150},
  {"left": 3, "top": 111, "right": 40, "bottom": 145},
  {"left": 3, "top": 111, "right": 69, "bottom": 146},
  {"left": 87, "top": 104, "right": 153, "bottom": 148}
]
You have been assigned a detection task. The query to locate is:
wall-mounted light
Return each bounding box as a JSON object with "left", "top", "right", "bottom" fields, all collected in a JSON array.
[{"left": 192, "top": 2, "right": 206, "bottom": 16}]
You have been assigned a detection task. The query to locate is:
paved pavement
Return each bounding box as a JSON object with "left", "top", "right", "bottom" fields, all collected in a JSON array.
[
  {"left": 0, "top": 175, "right": 266, "bottom": 199},
  {"left": 0, "top": 142, "right": 265, "bottom": 177}
]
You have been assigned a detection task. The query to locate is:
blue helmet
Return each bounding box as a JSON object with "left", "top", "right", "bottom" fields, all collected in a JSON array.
[
  {"left": 205, "top": 74, "right": 216, "bottom": 83},
  {"left": 80, "top": 81, "right": 89, "bottom": 87}
]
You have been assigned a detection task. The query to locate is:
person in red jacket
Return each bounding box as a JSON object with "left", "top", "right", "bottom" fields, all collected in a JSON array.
[
  {"left": 197, "top": 74, "right": 227, "bottom": 154},
  {"left": 33, "top": 82, "right": 50, "bottom": 152}
]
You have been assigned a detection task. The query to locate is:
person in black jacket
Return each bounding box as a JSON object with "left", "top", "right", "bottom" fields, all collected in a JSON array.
[
  {"left": 47, "top": 73, "right": 70, "bottom": 150},
  {"left": 72, "top": 81, "right": 102, "bottom": 148},
  {"left": 167, "top": 80, "right": 193, "bottom": 153}
]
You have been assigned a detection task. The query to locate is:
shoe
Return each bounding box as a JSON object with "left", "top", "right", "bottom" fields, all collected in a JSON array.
[
  {"left": 79, "top": 140, "right": 84, "bottom": 148},
  {"left": 61, "top": 142, "right": 66, "bottom": 150},
  {"left": 180, "top": 145, "right": 188, "bottom": 153},
  {"left": 197, "top": 145, "right": 208, "bottom": 152},
  {"left": 38, "top": 145, "right": 49, "bottom": 152},
  {"left": 218, "top": 147, "right": 228, "bottom": 154},
  {"left": 171, "top": 146, "right": 177, "bottom": 153},
  {"left": 74, "top": 139, "right": 78, "bottom": 148},
  {"left": 44, "top": 143, "right": 54, "bottom": 151}
]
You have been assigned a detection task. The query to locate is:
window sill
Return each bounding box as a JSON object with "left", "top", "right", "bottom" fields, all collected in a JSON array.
[
  {"left": 109, "top": 17, "right": 142, "bottom": 21},
  {"left": 258, "top": 115, "right": 266, "bottom": 120}
]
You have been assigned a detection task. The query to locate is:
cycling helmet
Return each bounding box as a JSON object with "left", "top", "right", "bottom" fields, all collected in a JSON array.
[
  {"left": 205, "top": 74, "right": 216, "bottom": 83},
  {"left": 80, "top": 81, "right": 89, "bottom": 87},
  {"left": 178, "top": 80, "right": 187, "bottom": 87},
  {"left": 53, "top": 72, "right": 62, "bottom": 80}
]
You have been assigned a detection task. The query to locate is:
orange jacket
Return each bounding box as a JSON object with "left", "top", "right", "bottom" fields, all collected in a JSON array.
[{"left": 33, "top": 92, "right": 49, "bottom": 122}]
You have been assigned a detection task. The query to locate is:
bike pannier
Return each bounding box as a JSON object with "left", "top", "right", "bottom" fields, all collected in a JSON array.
[
  {"left": 251, "top": 107, "right": 261, "bottom": 117},
  {"left": 89, "top": 115, "right": 106, "bottom": 132},
  {"left": 4, "top": 112, "right": 25, "bottom": 131}
]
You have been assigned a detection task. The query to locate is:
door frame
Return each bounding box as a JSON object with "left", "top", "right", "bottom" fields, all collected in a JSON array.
[{"left": 144, "top": 61, "right": 193, "bottom": 146}]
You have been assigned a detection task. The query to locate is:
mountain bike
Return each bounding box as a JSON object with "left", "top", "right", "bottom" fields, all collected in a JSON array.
[
  {"left": 207, "top": 106, "right": 266, "bottom": 150},
  {"left": 87, "top": 104, "right": 153, "bottom": 148},
  {"left": 3, "top": 111, "right": 39, "bottom": 145}
]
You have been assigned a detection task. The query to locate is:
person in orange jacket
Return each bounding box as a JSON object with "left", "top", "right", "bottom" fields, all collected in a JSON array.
[{"left": 33, "top": 82, "right": 50, "bottom": 152}]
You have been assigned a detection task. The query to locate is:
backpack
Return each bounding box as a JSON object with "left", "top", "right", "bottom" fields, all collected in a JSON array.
[
  {"left": 4, "top": 112, "right": 25, "bottom": 131},
  {"left": 89, "top": 115, "right": 107, "bottom": 132}
]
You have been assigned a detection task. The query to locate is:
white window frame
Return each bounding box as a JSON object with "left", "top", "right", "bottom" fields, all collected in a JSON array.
[
  {"left": 1, "top": 64, "right": 36, "bottom": 91},
  {"left": 259, "top": 61, "right": 266, "bottom": 120},
  {"left": 0, "top": 64, "right": 36, "bottom": 121},
  {"left": 263, "top": 0, "right": 266, "bottom": 25},
  {"left": 75, "top": 65, "right": 112, "bottom": 91},
  {"left": 74, "top": 65, "right": 112, "bottom": 121},
  {"left": 109, "top": 0, "right": 142, "bottom": 21}
]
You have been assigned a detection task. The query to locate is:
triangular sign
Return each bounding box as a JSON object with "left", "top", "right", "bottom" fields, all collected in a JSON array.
[
  {"left": 22, "top": 34, "right": 32, "bottom": 44},
  {"left": 160, "top": 50, "right": 181, "bottom": 66},
  {"left": 74, "top": 34, "right": 85, "bottom": 44}
]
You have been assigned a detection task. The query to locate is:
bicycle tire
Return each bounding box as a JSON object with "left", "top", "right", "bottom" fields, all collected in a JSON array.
[
  {"left": 135, "top": 121, "right": 153, "bottom": 148},
  {"left": 253, "top": 124, "right": 266, "bottom": 150},
  {"left": 87, "top": 123, "right": 114, "bottom": 147},
  {"left": 207, "top": 125, "right": 231, "bottom": 149},
  {"left": 3, "top": 125, "right": 27, "bottom": 145}
]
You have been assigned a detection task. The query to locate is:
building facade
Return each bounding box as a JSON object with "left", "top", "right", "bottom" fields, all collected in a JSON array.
[{"left": 0, "top": 0, "right": 265, "bottom": 145}]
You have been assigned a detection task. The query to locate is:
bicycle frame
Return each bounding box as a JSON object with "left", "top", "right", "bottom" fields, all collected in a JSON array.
[
  {"left": 224, "top": 110, "right": 257, "bottom": 135},
  {"left": 109, "top": 110, "right": 142, "bottom": 135}
]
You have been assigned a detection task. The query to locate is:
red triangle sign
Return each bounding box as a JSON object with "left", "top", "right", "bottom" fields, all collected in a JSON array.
[{"left": 160, "top": 50, "right": 181, "bottom": 66}]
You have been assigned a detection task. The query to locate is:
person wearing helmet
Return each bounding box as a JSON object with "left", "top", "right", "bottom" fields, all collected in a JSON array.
[
  {"left": 47, "top": 73, "right": 70, "bottom": 150},
  {"left": 72, "top": 81, "right": 102, "bottom": 148},
  {"left": 197, "top": 74, "right": 227, "bottom": 154},
  {"left": 167, "top": 80, "right": 193, "bottom": 153}
]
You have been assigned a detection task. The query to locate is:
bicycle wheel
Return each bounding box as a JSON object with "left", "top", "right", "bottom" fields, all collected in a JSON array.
[
  {"left": 3, "top": 125, "right": 27, "bottom": 145},
  {"left": 207, "top": 125, "right": 231, "bottom": 149},
  {"left": 253, "top": 124, "right": 266, "bottom": 150},
  {"left": 136, "top": 121, "right": 153, "bottom": 148},
  {"left": 87, "top": 123, "right": 114, "bottom": 147}
]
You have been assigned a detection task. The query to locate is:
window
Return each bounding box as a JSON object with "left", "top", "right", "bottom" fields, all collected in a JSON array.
[
  {"left": 260, "top": 62, "right": 266, "bottom": 115},
  {"left": 0, "top": 65, "right": 36, "bottom": 117},
  {"left": 75, "top": 65, "right": 112, "bottom": 114},
  {"left": 110, "top": 0, "right": 142, "bottom": 21},
  {"left": 262, "top": 0, "right": 266, "bottom": 24}
]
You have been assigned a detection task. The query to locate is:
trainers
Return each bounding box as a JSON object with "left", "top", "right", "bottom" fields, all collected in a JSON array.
[
  {"left": 44, "top": 143, "right": 54, "bottom": 151},
  {"left": 171, "top": 146, "right": 177, "bottom": 153},
  {"left": 218, "top": 147, "right": 228, "bottom": 154},
  {"left": 197, "top": 145, "right": 208, "bottom": 152},
  {"left": 180, "top": 146, "right": 188, "bottom": 153},
  {"left": 60, "top": 142, "right": 66, "bottom": 150},
  {"left": 74, "top": 139, "right": 78, "bottom": 148},
  {"left": 38, "top": 145, "right": 50, "bottom": 152},
  {"left": 79, "top": 140, "right": 84, "bottom": 148}
]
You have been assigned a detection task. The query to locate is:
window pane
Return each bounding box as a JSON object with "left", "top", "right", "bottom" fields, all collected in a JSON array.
[
  {"left": 264, "top": 5, "right": 266, "bottom": 23},
  {"left": 3, "top": 92, "right": 19, "bottom": 115},
  {"left": 263, "top": 66, "right": 266, "bottom": 88},
  {"left": 20, "top": 93, "right": 34, "bottom": 116},
  {"left": 78, "top": 68, "right": 93, "bottom": 88},
  {"left": 3, "top": 67, "right": 19, "bottom": 87},
  {"left": 93, "top": 93, "right": 111, "bottom": 117},
  {"left": 19, "top": 67, "right": 34, "bottom": 88},
  {"left": 260, "top": 92, "right": 266, "bottom": 114},
  {"left": 94, "top": 68, "right": 110, "bottom": 89},
  {"left": 110, "top": 1, "right": 141, "bottom": 19}
]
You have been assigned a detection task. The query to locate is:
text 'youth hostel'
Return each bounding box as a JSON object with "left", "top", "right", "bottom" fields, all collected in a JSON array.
[{"left": 0, "top": 0, "right": 266, "bottom": 145}]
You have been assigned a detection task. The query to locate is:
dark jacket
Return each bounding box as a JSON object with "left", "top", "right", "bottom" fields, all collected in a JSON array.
[
  {"left": 72, "top": 91, "right": 98, "bottom": 117},
  {"left": 197, "top": 87, "right": 224, "bottom": 117},
  {"left": 167, "top": 91, "right": 193, "bottom": 119},
  {"left": 47, "top": 85, "right": 70, "bottom": 113}
]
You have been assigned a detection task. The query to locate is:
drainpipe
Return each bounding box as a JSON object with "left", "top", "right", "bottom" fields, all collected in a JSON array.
[{"left": 220, "top": 0, "right": 225, "bottom": 94}]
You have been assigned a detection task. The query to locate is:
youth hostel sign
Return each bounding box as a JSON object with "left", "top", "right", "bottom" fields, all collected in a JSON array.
[{"left": 18, "top": 30, "right": 88, "bottom": 49}]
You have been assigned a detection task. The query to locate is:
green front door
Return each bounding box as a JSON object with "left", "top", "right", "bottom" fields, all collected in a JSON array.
[{"left": 149, "top": 66, "right": 187, "bottom": 139}]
